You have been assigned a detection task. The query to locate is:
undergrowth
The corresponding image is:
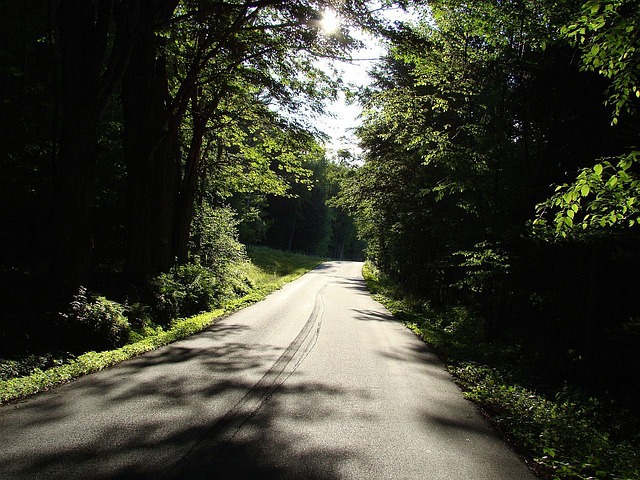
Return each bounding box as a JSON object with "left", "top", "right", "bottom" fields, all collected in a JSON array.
[
  {"left": 362, "top": 261, "right": 640, "bottom": 480},
  {"left": 0, "top": 247, "right": 324, "bottom": 404}
]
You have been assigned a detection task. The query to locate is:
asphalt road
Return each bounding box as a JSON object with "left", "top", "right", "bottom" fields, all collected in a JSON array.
[{"left": 0, "top": 261, "right": 536, "bottom": 479}]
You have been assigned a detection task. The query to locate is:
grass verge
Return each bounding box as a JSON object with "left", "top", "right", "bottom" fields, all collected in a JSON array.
[
  {"left": 0, "top": 247, "right": 324, "bottom": 405},
  {"left": 362, "top": 261, "right": 640, "bottom": 480}
]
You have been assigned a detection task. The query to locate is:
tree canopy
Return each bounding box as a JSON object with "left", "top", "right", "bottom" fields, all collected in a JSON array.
[
  {"left": 342, "top": 0, "right": 640, "bottom": 399},
  {"left": 0, "top": 0, "right": 378, "bottom": 353}
]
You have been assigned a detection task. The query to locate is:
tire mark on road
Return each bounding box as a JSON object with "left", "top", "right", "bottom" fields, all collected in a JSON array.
[{"left": 165, "top": 263, "right": 339, "bottom": 478}]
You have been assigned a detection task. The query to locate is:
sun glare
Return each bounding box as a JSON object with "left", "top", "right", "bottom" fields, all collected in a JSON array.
[{"left": 320, "top": 9, "right": 341, "bottom": 33}]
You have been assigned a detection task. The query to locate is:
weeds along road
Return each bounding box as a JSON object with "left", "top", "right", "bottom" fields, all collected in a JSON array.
[{"left": 0, "top": 261, "right": 536, "bottom": 480}]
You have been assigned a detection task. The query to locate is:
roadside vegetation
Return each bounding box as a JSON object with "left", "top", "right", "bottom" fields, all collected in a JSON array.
[
  {"left": 340, "top": 2, "right": 640, "bottom": 478},
  {"left": 0, "top": 247, "right": 324, "bottom": 405},
  {"left": 363, "top": 262, "right": 640, "bottom": 480}
]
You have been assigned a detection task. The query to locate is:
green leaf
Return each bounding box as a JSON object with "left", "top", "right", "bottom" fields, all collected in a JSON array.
[
  {"left": 594, "top": 164, "right": 603, "bottom": 175},
  {"left": 587, "top": 1, "right": 600, "bottom": 14},
  {"left": 581, "top": 184, "right": 590, "bottom": 196}
]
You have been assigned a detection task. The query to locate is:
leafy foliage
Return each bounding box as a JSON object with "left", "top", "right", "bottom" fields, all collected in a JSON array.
[
  {"left": 150, "top": 263, "right": 216, "bottom": 324},
  {"left": 534, "top": 0, "right": 640, "bottom": 238},
  {"left": 453, "top": 242, "right": 510, "bottom": 295},
  {"left": 563, "top": 0, "right": 640, "bottom": 122},
  {"left": 456, "top": 364, "right": 640, "bottom": 480},
  {"left": 0, "top": 354, "right": 75, "bottom": 382},
  {"left": 60, "top": 287, "right": 130, "bottom": 351},
  {"left": 534, "top": 151, "right": 640, "bottom": 237},
  {"left": 191, "top": 205, "right": 247, "bottom": 270}
]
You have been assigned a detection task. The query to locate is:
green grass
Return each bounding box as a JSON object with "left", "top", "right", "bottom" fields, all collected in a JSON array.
[
  {"left": 362, "top": 261, "right": 640, "bottom": 480},
  {"left": 246, "top": 245, "right": 327, "bottom": 277},
  {"left": 0, "top": 247, "right": 324, "bottom": 405}
]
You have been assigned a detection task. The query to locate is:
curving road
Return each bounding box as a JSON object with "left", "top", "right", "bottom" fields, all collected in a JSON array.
[{"left": 0, "top": 261, "right": 536, "bottom": 479}]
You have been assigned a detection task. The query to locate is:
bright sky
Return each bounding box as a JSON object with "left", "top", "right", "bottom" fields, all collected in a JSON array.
[
  {"left": 316, "top": 6, "right": 416, "bottom": 161},
  {"left": 319, "top": 39, "right": 382, "bottom": 159}
]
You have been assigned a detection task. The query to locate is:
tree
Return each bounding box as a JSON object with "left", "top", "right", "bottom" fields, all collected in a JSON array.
[
  {"left": 38, "top": 0, "right": 409, "bottom": 290},
  {"left": 344, "top": 0, "right": 640, "bottom": 394},
  {"left": 54, "top": 0, "right": 177, "bottom": 294},
  {"left": 533, "top": 0, "right": 640, "bottom": 238},
  {"left": 119, "top": 0, "right": 376, "bottom": 282},
  {"left": 263, "top": 150, "right": 332, "bottom": 256},
  {"left": 345, "top": 0, "right": 621, "bottom": 317},
  {"left": 348, "top": 0, "right": 591, "bottom": 290}
]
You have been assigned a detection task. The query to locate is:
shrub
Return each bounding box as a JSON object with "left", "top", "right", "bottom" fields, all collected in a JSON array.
[
  {"left": 0, "top": 353, "right": 74, "bottom": 381},
  {"left": 148, "top": 205, "right": 250, "bottom": 325},
  {"left": 124, "top": 301, "right": 152, "bottom": 329},
  {"left": 191, "top": 204, "right": 247, "bottom": 275},
  {"left": 150, "top": 262, "right": 225, "bottom": 324},
  {"left": 60, "top": 287, "right": 130, "bottom": 351}
]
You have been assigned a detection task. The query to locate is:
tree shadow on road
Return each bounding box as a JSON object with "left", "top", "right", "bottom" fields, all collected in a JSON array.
[
  {"left": 351, "top": 308, "right": 397, "bottom": 323},
  {"left": 0, "top": 321, "right": 368, "bottom": 480},
  {"left": 329, "top": 276, "right": 370, "bottom": 296}
]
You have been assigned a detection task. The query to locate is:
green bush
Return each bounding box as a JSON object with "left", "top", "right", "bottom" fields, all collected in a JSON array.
[
  {"left": 227, "top": 264, "right": 254, "bottom": 296},
  {"left": 0, "top": 353, "right": 74, "bottom": 382},
  {"left": 148, "top": 205, "right": 251, "bottom": 325},
  {"left": 432, "top": 305, "right": 485, "bottom": 341},
  {"left": 125, "top": 302, "right": 163, "bottom": 343},
  {"left": 150, "top": 262, "right": 226, "bottom": 324},
  {"left": 124, "top": 301, "right": 152, "bottom": 329},
  {"left": 60, "top": 287, "right": 130, "bottom": 351},
  {"left": 454, "top": 364, "right": 640, "bottom": 479},
  {"left": 191, "top": 204, "right": 247, "bottom": 275}
]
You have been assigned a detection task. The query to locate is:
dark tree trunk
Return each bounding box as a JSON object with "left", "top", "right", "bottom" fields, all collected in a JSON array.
[
  {"left": 53, "top": 0, "right": 106, "bottom": 295},
  {"left": 288, "top": 220, "right": 296, "bottom": 252},
  {"left": 54, "top": 0, "right": 162, "bottom": 294},
  {"left": 122, "top": 30, "right": 180, "bottom": 283},
  {"left": 173, "top": 93, "right": 208, "bottom": 264}
]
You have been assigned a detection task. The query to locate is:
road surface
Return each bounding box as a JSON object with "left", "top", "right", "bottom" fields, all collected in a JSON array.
[{"left": 0, "top": 261, "right": 536, "bottom": 479}]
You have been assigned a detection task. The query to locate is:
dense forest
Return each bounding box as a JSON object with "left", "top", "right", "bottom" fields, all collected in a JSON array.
[
  {"left": 341, "top": 0, "right": 640, "bottom": 403},
  {"left": 0, "top": 0, "right": 370, "bottom": 355},
  {"left": 2, "top": 0, "right": 640, "bottom": 431}
]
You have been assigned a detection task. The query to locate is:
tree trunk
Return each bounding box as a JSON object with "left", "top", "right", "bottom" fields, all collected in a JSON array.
[
  {"left": 122, "top": 31, "right": 180, "bottom": 283},
  {"left": 173, "top": 93, "right": 208, "bottom": 264},
  {"left": 53, "top": 0, "right": 104, "bottom": 295},
  {"left": 288, "top": 220, "right": 296, "bottom": 252}
]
